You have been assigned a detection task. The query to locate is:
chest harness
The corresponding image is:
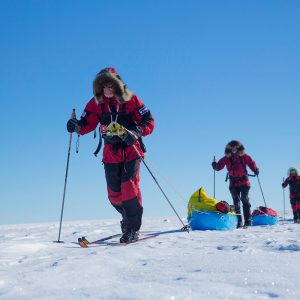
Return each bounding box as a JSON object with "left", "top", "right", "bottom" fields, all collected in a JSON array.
[{"left": 93, "top": 103, "right": 146, "bottom": 156}]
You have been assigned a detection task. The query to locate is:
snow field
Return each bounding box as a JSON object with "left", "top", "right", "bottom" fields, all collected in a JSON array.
[{"left": 0, "top": 217, "right": 299, "bottom": 300}]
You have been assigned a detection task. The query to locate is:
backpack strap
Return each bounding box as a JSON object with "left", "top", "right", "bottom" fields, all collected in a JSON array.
[
  {"left": 101, "top": 103, "right": 105, "bottom": 112},
  {"left": 93, "top": 103, "right": 105, "bottom": 157},
  {"left": 122, "top": 103, "right": 126, "bottom": 113},
  {"left": 239, "top": 156, "right": 248, "bottom": 174},
  {"left": 228, "top": 155, "right": 249, "bottom": 182},
  {"left": 93, "top": 129, "right": 102, "bottom": 157}
]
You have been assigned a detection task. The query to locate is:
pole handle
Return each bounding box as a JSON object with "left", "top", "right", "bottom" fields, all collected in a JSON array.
[{"left": 71, "top": 108, "right": 76, "bottom": 120}]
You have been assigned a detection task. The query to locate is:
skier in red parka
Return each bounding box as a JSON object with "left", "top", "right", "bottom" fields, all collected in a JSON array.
[
  {"left": 212, "top": 140, "right": 259, "bottom": 228},
  {"left": 67, "top": 67, "right": 154, "bottom": 243},
  {"left": 282, "top": 167, "right": 300, "bottom": 223}
]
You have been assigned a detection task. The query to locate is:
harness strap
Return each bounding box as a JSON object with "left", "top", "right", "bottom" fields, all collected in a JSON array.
[
  {"left": 239, "top": 156, "right": 248, "bottom": 174},
  {"left": 94, "top": 103, "right": 127, "bottom": 156},
  {"left": 229, "top": 175, "right": 249, "bottom": 183},
  {"left": 93, "top": 127, "right": 102, "bottom": 157}
]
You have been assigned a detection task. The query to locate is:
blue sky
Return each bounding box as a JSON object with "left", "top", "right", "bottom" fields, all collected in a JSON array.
[{"left": 1, "top": 0, "right": 299, "bottom": 225}]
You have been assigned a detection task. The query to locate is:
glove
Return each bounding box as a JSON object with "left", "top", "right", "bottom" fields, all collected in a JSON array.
[
  {"left": 122, "top": 126, "right": 143, "bottom": 146},
  {"left": 282, "top": 182, "right": 285, "bottom": 188},
  {"left": 67, "top": 118, "right": 81, "bottom": 133},
  {"left": 212, "top": 162, "right": 217, "bottom": 170},
  {"left": 254, "top": 168, "right": 259, "bottom": 175}
]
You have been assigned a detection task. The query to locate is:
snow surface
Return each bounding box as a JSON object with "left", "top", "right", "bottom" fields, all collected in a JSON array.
[{"left": 1, "top": 216, "right": 300, "bottom": 300}]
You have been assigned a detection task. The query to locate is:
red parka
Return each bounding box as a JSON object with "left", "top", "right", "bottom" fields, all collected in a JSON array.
[
  {"left": 78, "top": 94, "right": 154, "bottom": 163},
  {"left": 283, "top": 175, "right": 300, "bottom": 199},
  {"left": 215, "top": 153, "right": 258, "bottom": 188}
]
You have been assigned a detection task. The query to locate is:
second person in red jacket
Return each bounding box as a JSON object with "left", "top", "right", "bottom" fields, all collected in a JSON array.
[
  {"left": 212, "top": 140, "right": 259, "bottom": 228},
  {"left": 282, "top": 167, "right": 300, "bottom": 223},
  {"left": 67, "top": 67, "right": 154, "bottom": 243}
]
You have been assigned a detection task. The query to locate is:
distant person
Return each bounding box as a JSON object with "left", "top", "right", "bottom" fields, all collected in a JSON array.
[
  {"left": 212, "top": 140, "right": 259, "bottom": 228},
  {"left": 282, "top": 167, "right": 300, "bottom": 223},
  {"left": 66, "top": 67, "right": 154, "bottom": 243}
]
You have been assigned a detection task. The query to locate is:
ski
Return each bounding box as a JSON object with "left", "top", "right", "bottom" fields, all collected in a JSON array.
[
  {"left": 78, "top": 233, "right": 158, "bottom": 248},
  {"left": 76, "top": 228, "right": 188, "bottom": 248},
  {"left": 103, "top": 234, "right": 159, "bottom": 247},
  {"left": 78, "top": 231, "right": 156, "bottom": 246},
  {"left": 78, "top": 237, "right": 89, "bottom": 248},
  {"left": 143, "top": 228, "right": 188, "bottom": 236},
  {"left": 79, "top": 233, "right": 122, "bottom": 246}
]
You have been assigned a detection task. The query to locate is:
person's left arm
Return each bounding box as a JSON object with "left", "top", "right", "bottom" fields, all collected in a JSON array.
[
  {"left": 244, "top": 154, "right": 259, "bottom": 174},
  {"left": 132, "top": 95, "right": 154, "bottom": 137}
]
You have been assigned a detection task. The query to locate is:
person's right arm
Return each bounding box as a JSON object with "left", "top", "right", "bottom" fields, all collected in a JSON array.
[
  {"left": 212, "top": 156, "right": 227, "bottom": 171},
  {"left": 282, "top": 177, "right": 289, "bottom": 188},
  {"left": 78, "top": 98, "right": 100, "bottom": 135}
]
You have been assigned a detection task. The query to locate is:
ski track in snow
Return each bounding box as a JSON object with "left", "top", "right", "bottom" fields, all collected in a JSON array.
[{"left": 0, "top": 217, "right": 299, "bottom": 300}]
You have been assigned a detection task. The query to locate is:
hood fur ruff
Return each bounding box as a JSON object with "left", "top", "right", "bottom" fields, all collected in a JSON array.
[
  {"left": 287, "top": 166, "right": 300, "bottom": 177},
  {"left": 225, "top": 140, "right": 245, "bottom": 157},
  {"left": 93, "top": 67, "right": 133, "bottom": 104}
]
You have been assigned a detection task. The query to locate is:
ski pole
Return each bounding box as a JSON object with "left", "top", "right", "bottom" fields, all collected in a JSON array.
[
  {"left": 282, "top": 177, "right": 286, "bottom": 221},
  {"left": 54, "top": 109, "right": 76, "bottom": 243},
  {"left": 213, "top": 156, "right": 216, "bottom": 198},
  {"left": 256, "top": 174, "right": 267, "bottom": 207},
  {"left": 122, "top": 127, "right": 189, "bottom": 232},
  {"left": 139, "top": 153, "right": 189, "bottom": 231}
]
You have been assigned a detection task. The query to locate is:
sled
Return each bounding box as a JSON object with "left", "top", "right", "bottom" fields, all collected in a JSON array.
[
  {"left": 187, "top": 187, "right": 237, "bottom": 231},
  {"left": 188, "top": 210, "right": 238, "bottom": 231},
  {"left": 251, "top": 206, "right": 278, "bottom": 226}
]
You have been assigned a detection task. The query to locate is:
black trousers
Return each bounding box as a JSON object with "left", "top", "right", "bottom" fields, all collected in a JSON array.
[
  {"left": 290, "top": 196, "right": 300, "bottom": 221},
  {"left": 104, "top": 159, "right": 143, "bottom": 232},
  {"left": 112, "top": 200, "right": 143, "bottom": 232},
  {"left": 230, "top": 186, "right": 251, "bottom": 224}
]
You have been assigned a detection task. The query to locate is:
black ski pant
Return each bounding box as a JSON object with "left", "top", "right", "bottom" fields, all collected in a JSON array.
[
  {"left": 104, "top": 159, "right": 143, "bottom": 232},
  {"left": 229, "top": 185, "right": 251, "bottom": 225},
  {"left": 290, "top": 196, "right": 300, "bottom": 222}
]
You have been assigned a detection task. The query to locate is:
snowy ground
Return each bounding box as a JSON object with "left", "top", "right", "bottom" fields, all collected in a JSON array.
[{"left": 1, "top": 216, "right": 300, "bottom": 300}]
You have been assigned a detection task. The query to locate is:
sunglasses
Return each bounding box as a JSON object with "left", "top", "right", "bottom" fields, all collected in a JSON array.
[{"left": 103, "top": 83, "right": 114, "bottom": 89}]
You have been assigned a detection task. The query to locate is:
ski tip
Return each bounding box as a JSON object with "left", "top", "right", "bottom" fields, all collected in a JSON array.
[
  {"left": 81, "top": 237, "right": 90, "bottom": 244},
  {"left": 78, "top": 237, "right": 89, "bottom": 248}
]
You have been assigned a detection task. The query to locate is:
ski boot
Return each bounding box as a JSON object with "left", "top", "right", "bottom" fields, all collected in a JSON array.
[
  {"left": 120, "top": 229, "right": 139, "bottom": 244},
  {"left": 236, "top": 215, "right": 243, "bottom": 229},
  {"left": 293, "top": 211, "right": 298, "bottom": 223},
  {"left": 120, "top": 219, "right": 128, "bottom": 233},
  {"left": 243, "top": 219, "right": 252, "bottom": 229}
]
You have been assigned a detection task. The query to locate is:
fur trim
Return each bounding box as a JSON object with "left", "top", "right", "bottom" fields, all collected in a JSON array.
[
  {"left": 93, "top": 68, "right": 133, "bottom": 104},
  {"left": 224, "top": 140, "right": 245, "bottom": 157},
  {"left": 287, "top": 166, "right": 300, "bottom": 177}
]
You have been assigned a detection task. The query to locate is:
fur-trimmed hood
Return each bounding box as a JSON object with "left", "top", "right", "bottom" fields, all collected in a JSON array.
[
  {"left": 93, "top": 67, "right": 133, "bottom": 104},
  {"left": 287, "top": 166, "right": 300, "bottom": 177},
  {"left": 225, "top": 140, "right": 245, "bottom": 157}
]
